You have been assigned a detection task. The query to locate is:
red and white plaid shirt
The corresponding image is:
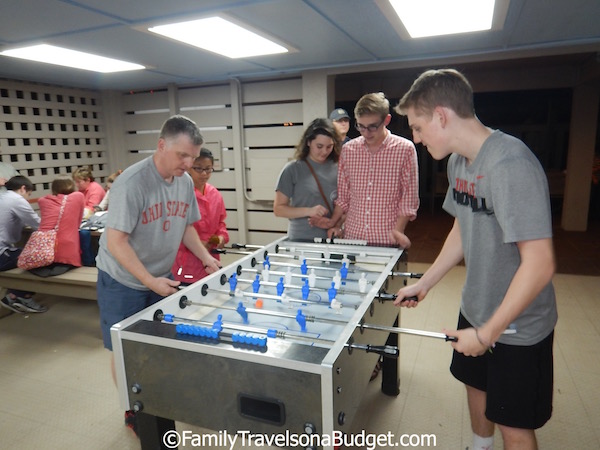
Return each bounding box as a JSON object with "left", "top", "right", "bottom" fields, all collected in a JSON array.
[{"left": 336, "top": 131, "right": 419, "bottom": 245}]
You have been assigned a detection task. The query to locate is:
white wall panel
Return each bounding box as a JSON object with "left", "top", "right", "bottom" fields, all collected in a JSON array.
[
  {"left": 221, "top": 150, "right": 236, "bottom": 168},
  {"left": 178, "top": 84, "right": 231, "bottom": 107},
  {"left": 242, "top": 78, "right": 302, "bottom": 103},
  {"left": 220, "top": 191, "right": 238, "bottom": 209},
  {"left": 123, "top": 133, "right": 160, "bottom": 151},
  {"left": 121, "top": 91, "right": 170, "bottom": 112},
  {"left": 244, "top": 126, "right": 304, "bottom": 147},
  {"left": 248, "top": 231, "right": 287, "bottom": 246},
  {"left": 122, "top": 112, "right": 170, "bottom": 131},
  {"left": 247, "top": 210, "right": 287, "bottom": 232},
  {"left": 180, "top": 107, "right": 233, "bottom": 128},
  {"left": 207, "top": 171, "right": 237, "bottom": 190},
  {"left": 197, "top": 130, "right": 234, "bottom": 149},
  {"left": 243, "top": 103, "right": 303, "bottom": 126}
]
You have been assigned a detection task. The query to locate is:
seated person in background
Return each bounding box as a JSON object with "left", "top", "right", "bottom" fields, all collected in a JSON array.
[
  {"left": 95, "top": 169, "right": 122, "bottom": 212},
  {"left": 274, "top": 118, "right": 342, "bottom": 241},
  {"left": 172, "top": 149, "right": 229, "bottom": 284},
  {"left": 30, "top": 177, "right": 85, "bottom": 277},
  {"left": 73, "top": 166, "right": 105, "bottom": 219},
  {"left": 0, "top": 176, "right": 46, "bottom": 313}
]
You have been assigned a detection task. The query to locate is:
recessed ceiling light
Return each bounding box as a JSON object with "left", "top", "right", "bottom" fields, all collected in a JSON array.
[
  {"left": 148, "top": 17, "right": 288, "bottom": 59},
  {"left": 1, "top": 44, "right": 144, "bottom": 73},
  {"left": 389, "top": 0, "right": 496, "bottom": 38}
]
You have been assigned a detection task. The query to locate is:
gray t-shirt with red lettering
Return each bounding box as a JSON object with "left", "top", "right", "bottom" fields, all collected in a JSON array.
[
  {"left": 443, "top": 130, "right": 557, "bottom": 346},
  {"left": 96, "top": 156, "right": 200, "bottom": 290}
]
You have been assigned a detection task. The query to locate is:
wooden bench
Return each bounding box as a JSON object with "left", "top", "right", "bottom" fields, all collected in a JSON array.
[{"left": 0, "top": 266, "right": 97, "bottom": 310}]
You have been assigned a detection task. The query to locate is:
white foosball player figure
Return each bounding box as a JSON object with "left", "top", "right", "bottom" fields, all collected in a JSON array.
[{"left": 358, "top": 273, "right": 368, "bottom": 293}]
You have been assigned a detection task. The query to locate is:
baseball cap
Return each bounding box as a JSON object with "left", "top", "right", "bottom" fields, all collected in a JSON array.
[{"left": 329, "top": 108, "right": 350, "bottom": 121}]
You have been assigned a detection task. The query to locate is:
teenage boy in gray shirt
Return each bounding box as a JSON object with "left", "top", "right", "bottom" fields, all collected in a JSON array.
[{"left": 394, "top": 69, "right": 557, "bottom": 450}]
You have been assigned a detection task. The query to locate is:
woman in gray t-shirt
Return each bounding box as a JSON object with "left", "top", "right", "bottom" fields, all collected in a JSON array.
[{"left": 274, "top": 118, "right": 342, "bottom": 241}]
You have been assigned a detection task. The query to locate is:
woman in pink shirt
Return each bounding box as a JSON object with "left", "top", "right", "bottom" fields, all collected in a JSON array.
[
  {"left": 31, "top": 177, "right": 85, "bottom": 276},
  {"left": 73, "top": 166, "right": 105, "bottom": 219},
  {"left": 172, "top": 148, "right": 228, "bottom": 284}
]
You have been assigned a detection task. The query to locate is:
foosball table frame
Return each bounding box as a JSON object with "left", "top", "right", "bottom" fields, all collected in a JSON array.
[{"left": 111, "top": 238, "right": 410, "bottom": 450}]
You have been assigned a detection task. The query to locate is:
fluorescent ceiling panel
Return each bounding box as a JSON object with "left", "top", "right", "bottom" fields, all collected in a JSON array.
[
  {"left": 148, "top": 17, "right": 288, "bottom": 59},
  {"left": 0, "top": 44, "right": 145, "bottom": 73},
  {"left": 389, "top": 0, "right": 496, "bottom": 38}
]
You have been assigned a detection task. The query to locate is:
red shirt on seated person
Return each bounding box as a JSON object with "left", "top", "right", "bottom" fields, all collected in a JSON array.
[{"left": 38, "top": 177, "right": 85, "bottom": 267}]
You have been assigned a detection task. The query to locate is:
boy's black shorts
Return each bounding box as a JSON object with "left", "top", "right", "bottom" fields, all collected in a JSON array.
[{"left": 450, "top": 312, "right": 554, "bottom": 429}]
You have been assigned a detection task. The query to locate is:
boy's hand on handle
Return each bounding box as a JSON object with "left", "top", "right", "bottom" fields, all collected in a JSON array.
[
  {"left": 394, "top": 283, "right": 426, "bottom": 307},
  {"left": 444, "top": 327, "right": 490, "bottom": 357}
]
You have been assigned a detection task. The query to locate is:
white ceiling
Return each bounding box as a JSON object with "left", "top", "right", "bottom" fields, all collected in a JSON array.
[{"left": 0, "top": 0, "right": 599, "bottom": 91}]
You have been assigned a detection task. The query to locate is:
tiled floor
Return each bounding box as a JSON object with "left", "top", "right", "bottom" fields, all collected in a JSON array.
[{"left": 1, "top": 221, "right": 599, "bottom": 449}]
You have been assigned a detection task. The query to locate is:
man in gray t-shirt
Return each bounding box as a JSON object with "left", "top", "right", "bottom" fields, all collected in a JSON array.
[
  {"left": 96, "top": 116, "right": 221, "bottom": 430},
  {"left": 395, "top": 69, "right": 557, "bottom": 449}
]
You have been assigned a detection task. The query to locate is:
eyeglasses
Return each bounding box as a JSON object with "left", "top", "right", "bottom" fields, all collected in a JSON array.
[
  {"left": 191, "top": 167, "right": 214, "bottom": 174},
  {"left": 355, "top": 119, "right": 385, "bottom": 132}
]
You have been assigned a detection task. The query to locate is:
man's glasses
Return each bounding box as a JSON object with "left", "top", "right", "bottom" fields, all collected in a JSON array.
[
  {"left": 191, "top": 167, "right": 214, "bottom": 173},
  {"left": 355, "top": 119, "right": 385, "bottom": 132}
]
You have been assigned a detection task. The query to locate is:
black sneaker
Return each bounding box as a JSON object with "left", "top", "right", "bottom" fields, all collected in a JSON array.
[
  {"left": 1, "top": 296, "right": 24, "bottom": 314},
  {"left": 12, "top": 296, "right": 48, "bottom": 313},
  {"left": 124, "top": 410, "right": 139, "bottom": 437}
]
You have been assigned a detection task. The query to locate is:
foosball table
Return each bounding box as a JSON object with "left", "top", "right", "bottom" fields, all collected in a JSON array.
[{"left": 111, "top": 237, "right": 419, "bottom": 449}]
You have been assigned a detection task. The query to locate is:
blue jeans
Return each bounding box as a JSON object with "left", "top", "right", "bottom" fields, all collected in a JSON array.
[{"left": 96, "top": 269, "right": 164, "bottom": 350}]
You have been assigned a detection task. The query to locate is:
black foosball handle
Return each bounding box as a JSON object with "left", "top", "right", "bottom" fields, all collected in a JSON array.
[
  {"left": 365, "top": 345, "right": 400, "bottom": 358},
  {"left": 376, "top": 293, "right": 418, "bottom": 303}
]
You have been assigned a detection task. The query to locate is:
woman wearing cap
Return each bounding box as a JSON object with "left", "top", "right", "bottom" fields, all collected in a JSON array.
[{"left": 329, "top": 108, "right": 351, "bottom": 145}]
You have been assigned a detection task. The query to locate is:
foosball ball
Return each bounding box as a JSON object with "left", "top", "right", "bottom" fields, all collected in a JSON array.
[{"left": 111, "top": 237, "right": 421, "bottom": 449}]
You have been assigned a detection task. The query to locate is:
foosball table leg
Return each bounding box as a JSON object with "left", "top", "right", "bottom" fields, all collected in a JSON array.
[
  {"left": 137, "top": 412, "right": 177, "bottom": 450},
  {"left": 380, "top": 314, "right": 400, "bottom": 396}
]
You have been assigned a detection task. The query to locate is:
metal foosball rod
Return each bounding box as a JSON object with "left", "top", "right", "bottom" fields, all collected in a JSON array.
[
  {"left": 253, "top": 264, "right": 423, "bottom": 282},
  {"left": 204, "top": 286, "right": 339, "bottom": 308},
  {"left": 230, "top": 243, "right": 391, "bottom": 266},
  {"left": 358, "top": 320, "right": 517, "bottom": 342},
  {"left": 155, "top": 310, "right": 337, "bottom": 346},
  {"left": 211, "top": 248, "right": 253, "bottom": 256},
  {"left": 219, "top": 246, "right": 423, "bottom": 279},
  {"left": 178, "top": 296, "right": 348, "bottom": 326},
  {"left": 242, "top": 267, "right": 333, "bottom": 283},
  {"left": 255, "top": 259, "right": 362, "bottom": 278},
  {"left": 235, "top": 276, "right": 367, "bottom": 297},
  {"left": 156, "top": 310, "right": 400, "bottom": 357},
  {"left": 265, "top": 251, "right": 390, "bottom": 267}
]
